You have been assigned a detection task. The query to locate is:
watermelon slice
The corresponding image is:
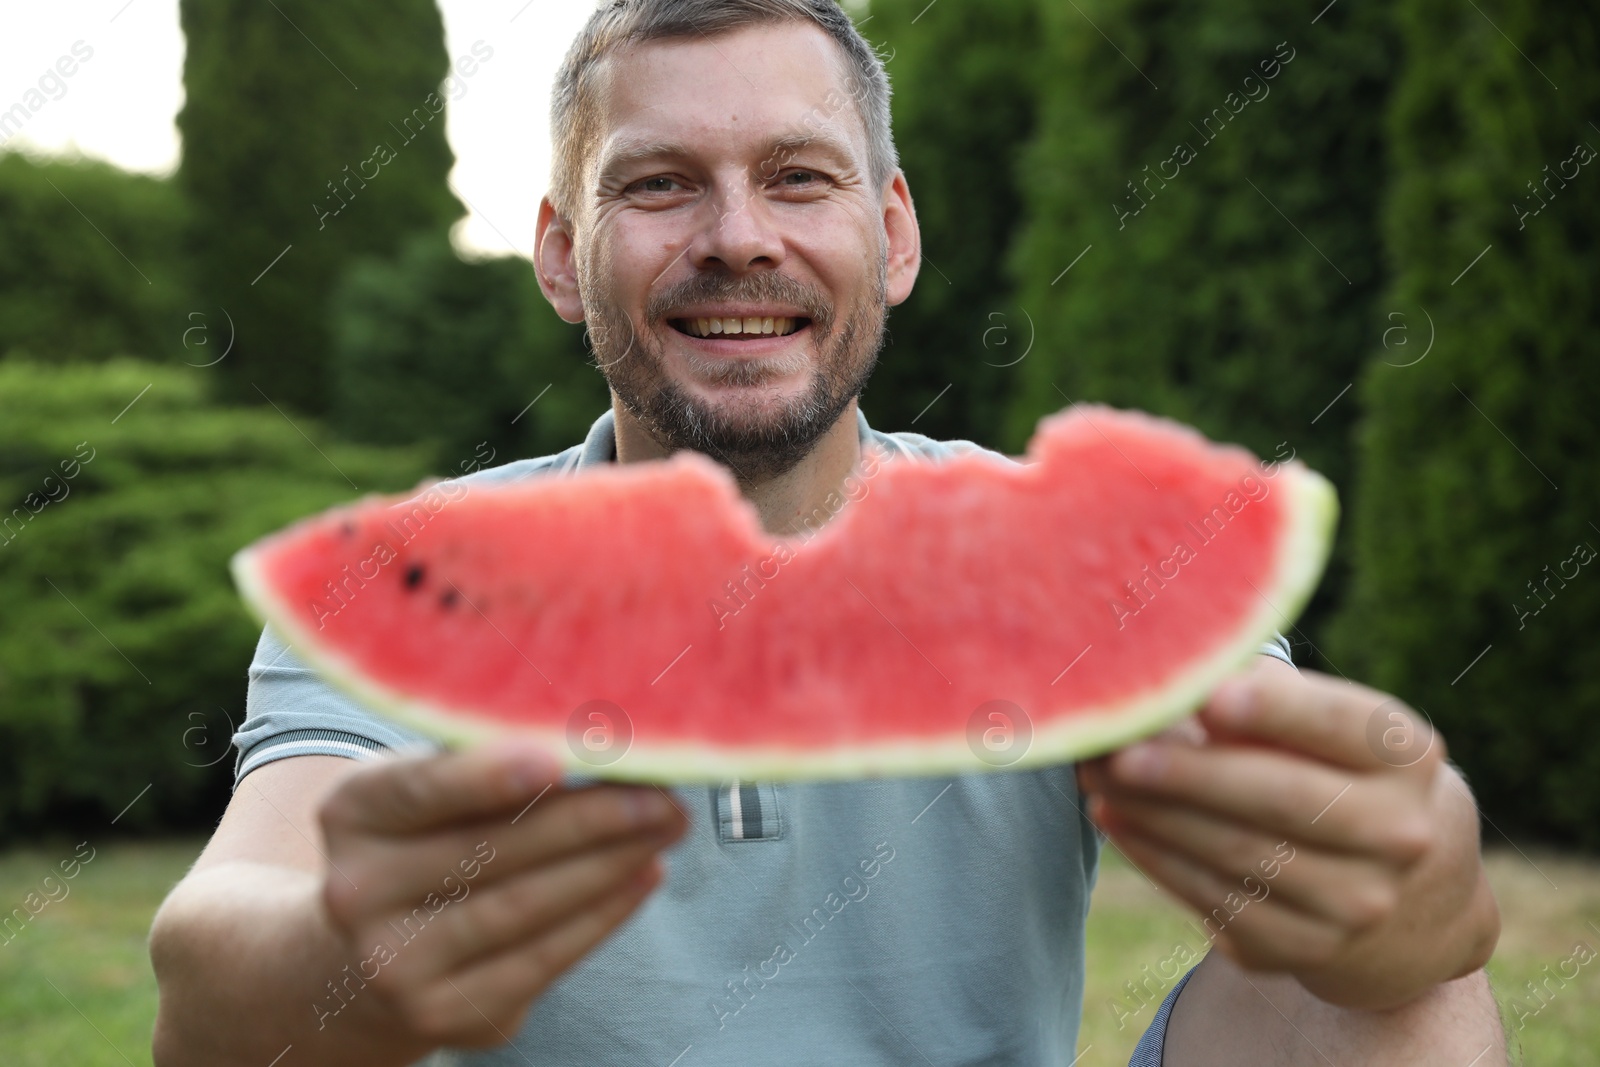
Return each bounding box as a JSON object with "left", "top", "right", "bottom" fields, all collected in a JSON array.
[{"left": 231, "top": 407, "right": 1335, "bottom": 782}]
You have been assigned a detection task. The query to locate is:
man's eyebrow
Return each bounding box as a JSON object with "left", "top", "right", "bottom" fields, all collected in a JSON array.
[
  {"left": 596, "top": 138, "right": 696, "bottom": 179},
  {"left": 757, "top": 125, "right": 858, "bottom": 167},
  {"left": 596, "top": 125, "right": 860, "bottom": 179}
]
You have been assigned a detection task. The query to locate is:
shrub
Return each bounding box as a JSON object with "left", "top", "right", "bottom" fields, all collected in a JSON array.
[
  {"left": 330, "top": 235, "right": 611, "bottom": 469},
  {"left": 0, "top": 152, "right": 188, "bottom": 363},
  {"left": 0, "top": 360, "right": 429, "bottom": 839}
]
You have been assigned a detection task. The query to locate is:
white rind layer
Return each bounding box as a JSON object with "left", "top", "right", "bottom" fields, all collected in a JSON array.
[{"left": 230, "top": 461, "right": 1338, "bottom": 783}]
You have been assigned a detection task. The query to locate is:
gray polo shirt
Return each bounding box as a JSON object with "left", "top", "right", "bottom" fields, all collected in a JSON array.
[{"left": 235, "top": 407, "right": 1292, "bottom": 1065}]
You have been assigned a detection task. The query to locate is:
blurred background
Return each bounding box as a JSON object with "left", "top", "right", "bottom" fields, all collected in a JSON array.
[{"left": 0, "top": 0, "right": 1595, "bottom": 1063}]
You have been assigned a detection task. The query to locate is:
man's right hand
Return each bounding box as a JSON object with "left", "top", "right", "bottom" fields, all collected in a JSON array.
[
  {"left": 149, "top": 744, "right": 687, "bottom": 1067},
  {"left": 317, "top": 742, "right": 688, "bottom": 1048}
]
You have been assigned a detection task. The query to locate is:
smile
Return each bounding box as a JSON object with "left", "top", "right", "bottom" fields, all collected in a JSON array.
[{"left": 670, "top": 316, "right": 809, "bottom": 339}]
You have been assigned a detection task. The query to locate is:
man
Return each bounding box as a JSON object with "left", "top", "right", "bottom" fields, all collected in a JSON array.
[{"left": 149, "top": 2, "right": 1506, "bottom": 1064}]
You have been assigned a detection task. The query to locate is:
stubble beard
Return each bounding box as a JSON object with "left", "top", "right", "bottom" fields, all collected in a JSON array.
[{"left": 581, "top": 252, "right": 888, "bottom": 484}]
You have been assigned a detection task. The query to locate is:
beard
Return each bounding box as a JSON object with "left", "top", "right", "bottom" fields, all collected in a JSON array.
[{"left": 580, "top": 250, "right": 887, "bottom": 484}]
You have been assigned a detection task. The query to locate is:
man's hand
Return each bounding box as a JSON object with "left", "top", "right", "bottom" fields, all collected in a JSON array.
[
  {"left": 316, "top": 742, "right": 688, "bottom": 1048},
  {"left": 1078, "top": 658, "right": 1500, "bottom": 1010}
]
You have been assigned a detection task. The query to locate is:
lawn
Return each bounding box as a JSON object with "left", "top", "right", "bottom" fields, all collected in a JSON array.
[
  {"left": 1, "top": 840, "right": 1595, "bottom": 1065},
  {"left": 1082, "top": 845, "right": 1600, "bottom": 1066}
]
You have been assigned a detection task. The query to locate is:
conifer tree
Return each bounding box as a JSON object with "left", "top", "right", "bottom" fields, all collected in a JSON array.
[
  {"left": 857, "top": 0, "right": 1042, "bottom": 446},
  {"left": 177, "top": 0, "right": 463, "bottom": 412},
  {"left": 999, "top": 0, "right": 1396, "bottom": 661},
  {"left": 1331, "top": 0, "right": 1600, "bottom": 845}
]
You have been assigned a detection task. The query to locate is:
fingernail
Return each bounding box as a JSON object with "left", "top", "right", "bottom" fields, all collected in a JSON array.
[
  {"left": 629, "top": 789, "right": 676, "bottom": 828},
  {"left": 1210, "top": 678, "right": 1255, "bottom": 723},
  {"left": 1118, "top": 742, "right": 1165, "bottom": 782},
  {"left": 631, "top": 858, "right": 662, "bottom": 890},
  {"left": 1086, "top": 793, "right": 1106, "bottom": 826},
  {"left": 506, "top": 747, "right": 557, "bottom": 792}
]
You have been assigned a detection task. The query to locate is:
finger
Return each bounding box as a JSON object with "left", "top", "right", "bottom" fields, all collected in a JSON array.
[
  {"left": 1101, "top": 741, "right": 1430, "bottom": 863},
  {"left": 322, "top": 741, "right": 562, "bottom": 837},
  {"left": 410, "top": 862, "right": 662, "bottom": 1045},
  {"left": 469, "top": 785, "right": 687, "bottom": 885},
  {"left": 1100, "top": 795, "right": 1401, "bottom": 931},
  {"left": 1154, "top": 714, "right": 1210, "bottom": 746},
  {"left": 1080, "top": 713, "right": 1209, "bottom": 795},
  {"left": 415, "top": 831, "right": 679, "bottom": 979},
  {"left": 1201, "top": 669, "right": 1443, "bottom": 775},
  {"left": 1106, "top": 822, "right": 1346, "bottom": 973},
  {"left": 334, "top": 784, "right": 686, "bottom": 916}
]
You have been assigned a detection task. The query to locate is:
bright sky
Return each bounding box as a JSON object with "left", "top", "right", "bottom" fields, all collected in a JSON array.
[{"left": 0, "top": 0, "right": 601, "bottom": 256}]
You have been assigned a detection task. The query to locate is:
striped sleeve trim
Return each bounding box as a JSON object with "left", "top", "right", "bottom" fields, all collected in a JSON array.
[
  {"left": 1257, "top": 633, "right": 1295, "bottom": 667},
  {"left": 236, "top": 728, "right": 398, "bottom": 785},
  {"left": 1128, "top": 964, "right": 1198, "bottom": 1066}
]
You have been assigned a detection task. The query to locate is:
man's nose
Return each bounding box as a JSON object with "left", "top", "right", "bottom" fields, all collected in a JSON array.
[{"left": 689, "top": 186, "right": 786, "bottom": 272}]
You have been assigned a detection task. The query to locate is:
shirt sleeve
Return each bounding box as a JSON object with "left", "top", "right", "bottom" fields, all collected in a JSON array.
[{"left": 232, "top": 624, "right": 442, "bottom": 789}]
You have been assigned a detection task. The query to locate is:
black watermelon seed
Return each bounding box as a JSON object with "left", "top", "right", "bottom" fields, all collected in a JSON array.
[
  {"left": 339, "top": 521, "right": 356, "bottom": 538},
  {"left": 403, "top": 564, "right": 425, "bottom": 589},
  {"left": 440, "top": 588, "right": 459, "bottom": 609}
]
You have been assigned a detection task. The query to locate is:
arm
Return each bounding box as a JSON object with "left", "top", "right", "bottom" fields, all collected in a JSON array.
[
  {"left": 1164, "top": 951, "right": 1504, "bottom": 1067},
  {"left": 149, "top": 744, "right": 686, "bottom": 1066}
]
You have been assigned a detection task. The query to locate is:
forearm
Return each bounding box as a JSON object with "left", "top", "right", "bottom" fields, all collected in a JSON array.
[
  {"left": 1291, "top": 763, "right": 1499, "bottom": 1010},
  {"left": 1168, "top": 950, "right": 1506, "bottom": 1066},
  {"left": 149, "top": 861, "right": 435, "bottom": 1067}
]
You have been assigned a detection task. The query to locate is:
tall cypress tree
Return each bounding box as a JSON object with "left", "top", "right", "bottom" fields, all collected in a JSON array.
[
  {"left": 1331, "top": 0, "right": 1600, "bottom": 845},
  {"left": 177, "top": 0, "right": 462, "bottom": 413},
  {"left": 998, "top": 1, "right": 1396, "bottom": 664},
  {"left": 857, "top": 0, "right": 1042, "bottom": 447}
]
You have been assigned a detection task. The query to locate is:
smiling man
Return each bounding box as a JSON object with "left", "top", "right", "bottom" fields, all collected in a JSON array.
[
  {"left": 149, "top": 2, "right": 1505, "bottom": 1065},
  {"left": 546, "top": 0, "right": 911, "bottom": 519}
]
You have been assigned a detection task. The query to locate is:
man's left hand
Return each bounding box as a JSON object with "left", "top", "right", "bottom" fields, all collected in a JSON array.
[{"left": 1077, "top": 657, "right": 1500, "bottom": 1010}]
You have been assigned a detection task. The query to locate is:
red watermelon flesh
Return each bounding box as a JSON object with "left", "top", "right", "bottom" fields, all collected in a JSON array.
[{"left": 232, "top": 406, "right": 1336, "bottom": 781}]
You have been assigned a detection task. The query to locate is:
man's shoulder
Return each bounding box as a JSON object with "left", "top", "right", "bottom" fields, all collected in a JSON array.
[
  {"left": 864, "top": 424, "right": 1017, "bottom": 467},
  {"left": 451, "top": 443, "right": 586, "bottom": 488}
]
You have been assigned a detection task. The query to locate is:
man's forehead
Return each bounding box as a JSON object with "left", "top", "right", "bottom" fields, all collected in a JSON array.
[{"left": 587, "top": 21, "right": 866, "bottom": 169}]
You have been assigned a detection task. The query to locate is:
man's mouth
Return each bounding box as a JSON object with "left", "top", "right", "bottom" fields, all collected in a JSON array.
[{"left": 669, "top": 316, "right": 810, "bottom": 339}]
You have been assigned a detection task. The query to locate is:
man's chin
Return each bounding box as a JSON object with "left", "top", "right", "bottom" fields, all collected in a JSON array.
[
  {"left": 662, "top": 385, "right": 826, "bottom": 446},
  {"left": 675, "top": 376, "right": 816, "bottom": 422},
  {"left": 624, "top": 376, "right": 848, "bottom": 482},
  {"left": 665, "top": 331, "right": 815, "bottom": 390},
  {"left": 599, "top": 299, "right": 880, "bottom": 480}
]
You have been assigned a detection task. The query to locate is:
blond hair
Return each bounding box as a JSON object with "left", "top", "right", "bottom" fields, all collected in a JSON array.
[{"left": 548, "top": 0, "right": 897, "bottom": 229}]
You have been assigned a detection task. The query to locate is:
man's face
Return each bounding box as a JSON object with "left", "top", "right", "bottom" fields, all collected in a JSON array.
[{"left": 573, "top": 22, "right": 898, "bottom": 480}]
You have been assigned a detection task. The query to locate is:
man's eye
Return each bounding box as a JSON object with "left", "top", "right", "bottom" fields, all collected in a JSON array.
[
  {"left": 635, "top": 177, "right": 680, "bottom": 193},
  {"left": 782, "top": 170, "right": 820, "bottom": 185}
]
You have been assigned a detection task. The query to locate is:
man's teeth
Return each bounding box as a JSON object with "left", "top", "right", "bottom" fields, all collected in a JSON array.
[{"left": 682, "top": 316, "right": 799, "bottom": 338}]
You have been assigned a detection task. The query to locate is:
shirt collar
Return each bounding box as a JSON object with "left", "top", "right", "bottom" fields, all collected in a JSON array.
[{"left": 569, "top": 406, "right": 889, "bottom": 472}]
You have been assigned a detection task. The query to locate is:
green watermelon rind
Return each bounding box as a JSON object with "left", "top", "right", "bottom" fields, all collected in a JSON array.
[{"left": 230, "top": 460, "right": 1337, "bottom": 783}]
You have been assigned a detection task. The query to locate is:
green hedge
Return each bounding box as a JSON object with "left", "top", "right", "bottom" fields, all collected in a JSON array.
[
  {"left": 0, "top": 360, "right": 429, "bottom": 839},
  {"left": 0, "top": 153, "right": 188, "bottom": 363}
]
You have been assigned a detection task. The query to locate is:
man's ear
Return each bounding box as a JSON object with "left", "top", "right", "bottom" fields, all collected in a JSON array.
[
  {"left": 535, "top": 197, "right": 585, "bottom": 323},
  {"left": 882, "top": 170, "right": 921, "bottom": 308}
]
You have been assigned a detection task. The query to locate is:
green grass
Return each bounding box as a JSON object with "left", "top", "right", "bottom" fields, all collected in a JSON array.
[
  {"left": 0, "top": 840, "right": 195, "bottom": 1067},
  {"left": 1, "top": 841, "right": 1596, "bottom": 1065},
  {"left": 1082, "top": 846, "right": 1600, "bottom": 1067}
]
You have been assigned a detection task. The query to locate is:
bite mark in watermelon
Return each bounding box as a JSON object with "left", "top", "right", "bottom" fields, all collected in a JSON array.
[{"left": 231, "top": 406, "right": 1336, "bottom": 781}]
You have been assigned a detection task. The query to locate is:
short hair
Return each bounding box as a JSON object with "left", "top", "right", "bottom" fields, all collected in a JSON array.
[{"left": 548, "top": 0, "right": 897, "bottom": 231}]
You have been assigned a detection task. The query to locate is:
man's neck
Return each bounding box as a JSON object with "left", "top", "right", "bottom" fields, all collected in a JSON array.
[{"left": 610, "top": 396, "right": 864, "bottom": 537}]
